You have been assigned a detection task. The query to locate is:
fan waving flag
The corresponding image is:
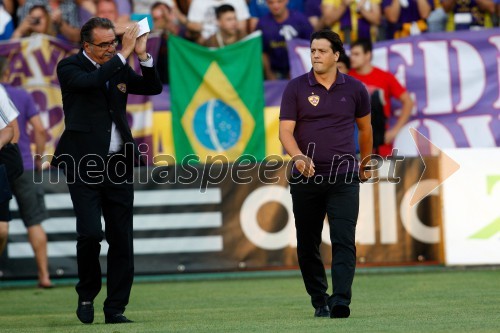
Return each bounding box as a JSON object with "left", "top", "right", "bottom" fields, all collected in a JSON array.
[{"left": 168, "top": 32, "right": 265, "bottom": 163}]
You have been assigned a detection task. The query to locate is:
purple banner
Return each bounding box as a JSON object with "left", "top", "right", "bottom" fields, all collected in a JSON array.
[
  {"left": 287, "top": 29, "right": 500, "bottom": 155},
  {"left": 0, "top": 34, "right": 161, "bottom": 160}
]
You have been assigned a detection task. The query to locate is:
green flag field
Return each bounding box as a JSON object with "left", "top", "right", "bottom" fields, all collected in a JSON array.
[
  {"left": 1, "top": 268, "right": 499, "bottom": 332},
  {"left": 169, "top": 33, "right": 266, "bottom": 164}
]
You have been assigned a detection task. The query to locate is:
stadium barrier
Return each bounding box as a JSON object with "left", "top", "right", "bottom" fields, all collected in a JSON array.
[{"left": 1, "top": 157, "right": 443, "bottom": 279}]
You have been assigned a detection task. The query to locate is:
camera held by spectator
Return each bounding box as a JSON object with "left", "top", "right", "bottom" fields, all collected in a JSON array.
[{"left": 12, "top": 4, "right": 56, "bottom": 38}]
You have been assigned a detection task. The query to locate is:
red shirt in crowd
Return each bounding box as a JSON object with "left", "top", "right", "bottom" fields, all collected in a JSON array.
[{"left": 349, "top": 67, "right": 407, "bottom": 156}]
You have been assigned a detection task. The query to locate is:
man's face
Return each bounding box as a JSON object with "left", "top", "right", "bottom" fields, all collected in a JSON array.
[
  {"left": 266, "top": 0, "right": 288, "bottom": 16},
  {"left": 96, "top": 1, "right": 118, "bottom": 22},
  {"left": 84, "top": 28, "right": 117, "bottom": 65},
  {"left": 29, "top": 8, "right": 49, "bottom": 34},
  {"left": 349, "top": 45, "right": 371, "bottom": 70},
  {"left": 218, "top": 11, "right": 238, "bottom": 35},
  {"left": 152, "top": 5, "right": 171, "bottom": 31},
  {"left": 310, "top": 38, "right": 339, "bottom": 75}
]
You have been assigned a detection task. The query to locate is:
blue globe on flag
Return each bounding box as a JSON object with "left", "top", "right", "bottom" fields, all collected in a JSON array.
[{"left": 192, "top": 99, "right": 242, "bottom": 151}]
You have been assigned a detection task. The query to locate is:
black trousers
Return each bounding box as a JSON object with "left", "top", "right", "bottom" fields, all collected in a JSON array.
[
  {"left": 66, "top": 154, "right": 134, "bottom": 316},
  {"left": 290, "top": 173, "right": 360, "bottom": 309}
]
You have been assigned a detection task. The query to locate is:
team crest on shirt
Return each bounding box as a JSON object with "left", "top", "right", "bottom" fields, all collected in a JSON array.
[
  {"left": 117, "top": 83, "right": 127, "bottom": 93},
  {"left": 308, "top": 94, "right": 320, "bottom": 106}
]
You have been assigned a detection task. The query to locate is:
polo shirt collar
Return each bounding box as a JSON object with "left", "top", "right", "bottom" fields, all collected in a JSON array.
[{"left": 307, "top": 69, "right": 346, "bottom": 88}]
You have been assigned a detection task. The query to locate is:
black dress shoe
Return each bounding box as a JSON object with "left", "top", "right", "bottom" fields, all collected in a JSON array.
[
  {"left": 314, "top": 305, "right": 330, "bottom": 318},
  {"left": 105, "top": 313, "right": 134, "bottom": 324},
  {"left": 76, "top": 301, "right": 94, "bottom": 324},
  {"left": 330, "top": 304, "right": 350, "bottom": 318}
]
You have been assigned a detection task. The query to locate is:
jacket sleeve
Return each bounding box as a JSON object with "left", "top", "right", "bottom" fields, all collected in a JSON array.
[
  {"left": 125, "top": 63, "right": 163, "bottom": 96},
  {"left": 57, "top": 55, "right": 125, "bottom": 91}
]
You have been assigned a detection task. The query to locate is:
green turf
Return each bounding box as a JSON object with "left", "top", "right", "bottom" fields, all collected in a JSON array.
[{"left": 1, "top": 269, "right": 499, "bottom": 332}]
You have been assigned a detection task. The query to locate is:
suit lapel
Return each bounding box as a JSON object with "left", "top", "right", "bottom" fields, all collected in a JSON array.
[
  {"left": 77, "top": 50, "right": 109, "bottom": 96},
  {"left": 77, "top": 50, "right": 97, "bottom": 73}
]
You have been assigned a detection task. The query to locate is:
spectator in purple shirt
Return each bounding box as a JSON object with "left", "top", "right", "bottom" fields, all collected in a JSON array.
[
  {"left": 441, "top": 0, "right": 495, "bottom": 30},
  {"left": 305, "top": 0, "right": 324, "bottom": 30},
  {"left": 249, "top": 0, "right": 306, "bottom": 17},
  {"left": 249, "top": 0, "right": 307, "bottom": 30},
  {"left": 0, "top": 56, "right": 52, "bottom": 288},
  {"left": 256, "top": 0, "right": 314, "bottom": 80},
  {"left": 114, "top": 0, "right": 132, "bottom": 23},
  {"left": 279, "top": 29, "right": 372, "bottom": 318},
  {"left": 382, "top": 0, "right": 433, "bottom": 39}
]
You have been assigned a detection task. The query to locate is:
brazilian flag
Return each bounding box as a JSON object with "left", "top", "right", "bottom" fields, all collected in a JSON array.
[{"left": 168, "top": 33, "right": 265, "bottom": 163}]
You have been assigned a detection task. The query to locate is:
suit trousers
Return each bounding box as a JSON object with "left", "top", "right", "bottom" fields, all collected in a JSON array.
[
  {"left": 289, "top": 173, "right": 360, "bottom": 309},
  {"left": 67, "top": 153, "right": 134, "bottom": 316}
]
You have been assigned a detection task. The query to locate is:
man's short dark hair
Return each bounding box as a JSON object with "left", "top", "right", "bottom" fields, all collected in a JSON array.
[
  {"left": 310, "top": 29, "right": 345, "bottom": 56},
  {"left": 151, "top": 1, "right": 171, "bottom": 12},
  {"left": 28, "top": 4, "right": 49, "bottom": 15},
  {"left": 350, "top": 38, "right": 372, "bottom": 54},
  {"left": 215, "top": 4, "right": 235, "bottom": 19},
  {"left": 80, "top": 17, "right": 115, "bottom": 45}
]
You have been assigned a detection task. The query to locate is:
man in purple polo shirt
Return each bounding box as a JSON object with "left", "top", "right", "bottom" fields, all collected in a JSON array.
[
  {"left": 0, "top": 56, "right": 52, "bottom": 288},
  {"left": 279, "top": 29, "right": 372, "bottom": 318}
]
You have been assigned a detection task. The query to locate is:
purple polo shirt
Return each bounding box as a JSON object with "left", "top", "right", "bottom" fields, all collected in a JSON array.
[
  {"left": 280, "top": 70, "right": 370, "bottom": 176},
  {"left": 4, "top": 84, "right": 39, "bottom": 171}
]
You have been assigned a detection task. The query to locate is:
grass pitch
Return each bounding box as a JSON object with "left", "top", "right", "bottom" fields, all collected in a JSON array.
[{"left": 1, "top": 268, "right": 499, "bottom": 332}]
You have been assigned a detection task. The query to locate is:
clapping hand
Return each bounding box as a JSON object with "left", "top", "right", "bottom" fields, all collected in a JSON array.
[
  {"left": 134, "top": 32, "right": 149, "bottom": 60},
  {"left": 120, "top": 24, "right": 139, "bottom": 58}
]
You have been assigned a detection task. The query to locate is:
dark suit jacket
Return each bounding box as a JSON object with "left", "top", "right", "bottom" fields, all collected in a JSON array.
[{"left": 51, "top": 50, "right": 162, "bottom": 176}]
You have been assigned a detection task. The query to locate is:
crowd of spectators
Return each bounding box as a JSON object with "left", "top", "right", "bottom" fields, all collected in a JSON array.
[{"left": 1, "top": 0, "right": 498, "bottom": 80}]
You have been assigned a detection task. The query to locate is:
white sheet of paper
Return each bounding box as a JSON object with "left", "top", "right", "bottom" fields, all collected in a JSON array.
[{"left": 137, "top": 17, "right": 150, "bottom": 37}]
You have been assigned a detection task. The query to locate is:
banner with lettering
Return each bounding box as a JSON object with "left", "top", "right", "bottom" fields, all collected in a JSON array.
[
  {"left": 0, "top": 34, "right": 161, "bottom": 160},
  {"left": 1, "top": 30, "right": 499, "bottom": 164},
  {"left": 287, "top": 29, "right": 500, "bottom": 155}
]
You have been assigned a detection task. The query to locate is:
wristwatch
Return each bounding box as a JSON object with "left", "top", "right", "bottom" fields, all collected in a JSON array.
[{"left": 138, "top": 53, "right": 151, "bottom": 62}]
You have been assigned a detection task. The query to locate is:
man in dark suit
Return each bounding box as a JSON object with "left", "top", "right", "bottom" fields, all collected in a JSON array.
[{"left": 51, "top": 17, "right": 162, "bottom": 324}]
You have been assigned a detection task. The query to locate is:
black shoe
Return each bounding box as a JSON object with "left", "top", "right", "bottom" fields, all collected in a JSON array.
[
  {"left": 105, "top": 313, "right": 134, "bottom": 324},
  {"left": 76, "top": 301, "right": 94, "bottom": 324},
  {"left": 330, "top": 304, "right": 350, "bottom": 318},
  {"left": 314, "top": 305, "right": 330, "bottom": 318}
]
